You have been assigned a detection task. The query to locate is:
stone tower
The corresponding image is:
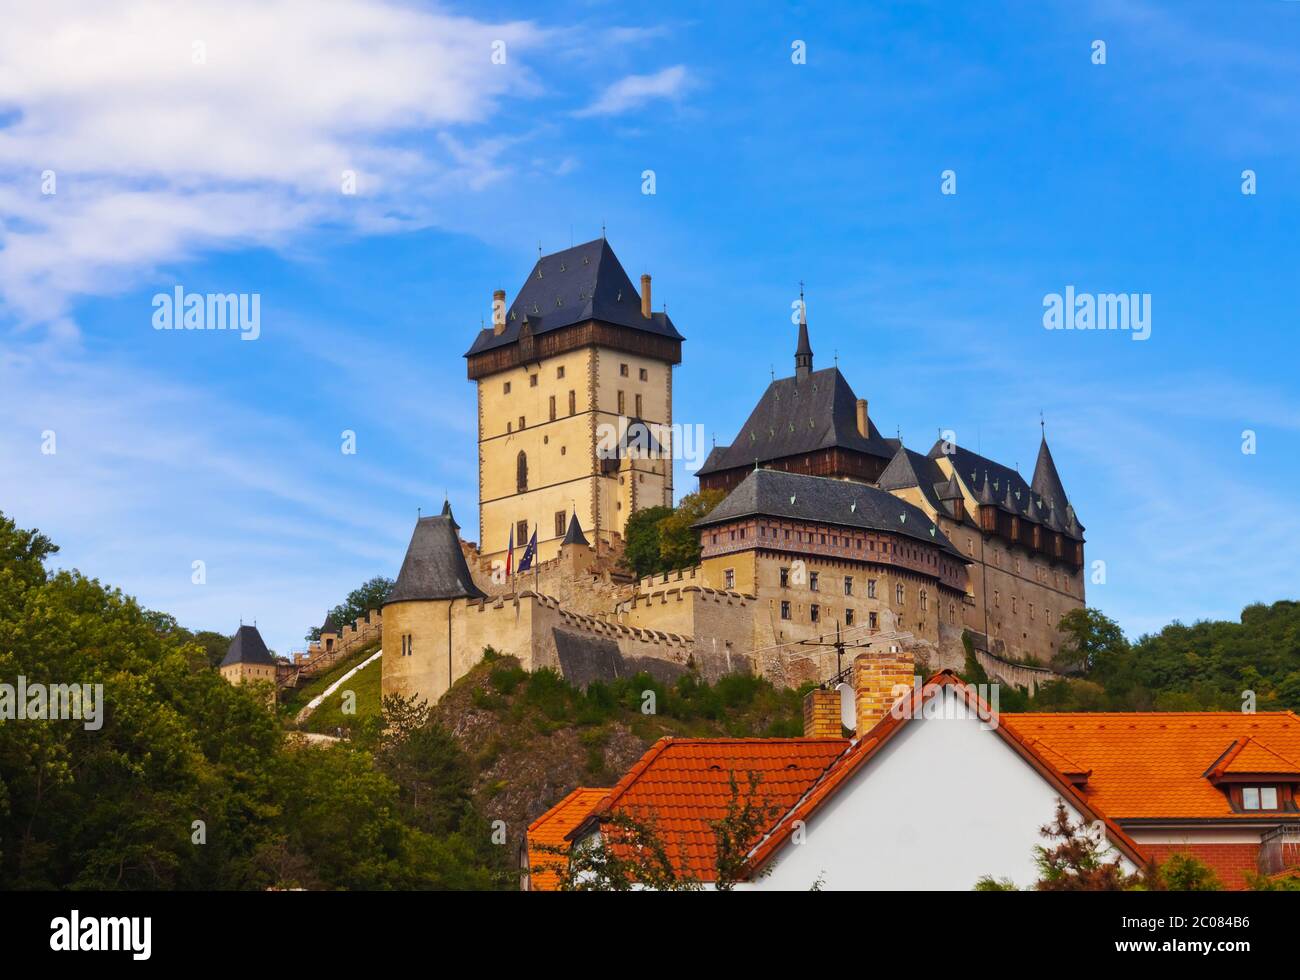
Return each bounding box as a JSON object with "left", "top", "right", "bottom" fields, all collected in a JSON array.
[{"left": 464, "top": 239, "right": 684, "bottom": 568}]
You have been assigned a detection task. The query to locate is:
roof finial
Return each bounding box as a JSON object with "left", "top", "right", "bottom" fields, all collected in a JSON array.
[
  {"left": 1040, "top": 409, "right": 1046, "bottom": 438},
  {"left": 770, "top": 364, "right": 775, "bottom": 381},
  {"left": 538, "top": 240, "right": 542, "bottom": 257},
  {"left": 601, "top": 219, "right": 606, "bottom": 240}
]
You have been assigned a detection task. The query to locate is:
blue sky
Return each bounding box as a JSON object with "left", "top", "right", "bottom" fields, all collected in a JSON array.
[{"left": 1, "top": 0, "right": 1297, "bottom": 657}]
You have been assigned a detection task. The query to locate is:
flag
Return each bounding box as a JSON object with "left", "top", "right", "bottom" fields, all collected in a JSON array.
[
  {"left": 518, "top": 529, "right": 538, "bottom": 572},
  {"left": 506, "top": 524, "right": 514, "bottom": 577}
]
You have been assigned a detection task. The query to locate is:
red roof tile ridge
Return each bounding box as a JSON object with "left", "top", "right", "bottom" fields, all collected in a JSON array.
[
  {"left": 593, "top": 737, "right": 676, "bottom": 816},
  {"left": 1222, "top": 736, "right": 1300, "bottom": 773},
  {"left": 527, "top": 785, "right": 606, "bottom": 834}
]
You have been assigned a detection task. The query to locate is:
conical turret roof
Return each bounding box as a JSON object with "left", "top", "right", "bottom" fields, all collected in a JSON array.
[{"left": 561, "top": 512, "right": 590, "bottom": 547}]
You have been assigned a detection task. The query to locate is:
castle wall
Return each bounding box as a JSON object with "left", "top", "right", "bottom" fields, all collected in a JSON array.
[
  {"left": 383, "top": 585, "right": 758, "bottom": 707},
  {"left": 937, "top": 516, "right": 1083, "bottom": 664}
]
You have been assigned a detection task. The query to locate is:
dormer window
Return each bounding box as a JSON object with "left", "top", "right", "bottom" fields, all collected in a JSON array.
[{"left": 1242, "top": 787, "right": 1281, "bottom": 811}]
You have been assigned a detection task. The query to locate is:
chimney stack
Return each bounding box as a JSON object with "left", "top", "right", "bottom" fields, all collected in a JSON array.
[
  {"left": 492, "top": 289, "right": 507, "bottom": 335},
  {"left": 854, "top": 647, "right": 915, "bottom": 734},
  {"left": 856, "top": 398, "right": 869, "bottom": 438},
  {"left": 640, "top": 274, "right": 652, "bottom": 318},
  {"left": 802, "top": 688, "right": 842, "bottom": 738}
]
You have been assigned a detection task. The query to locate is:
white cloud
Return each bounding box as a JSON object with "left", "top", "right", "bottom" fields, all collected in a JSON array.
[
  {"left": 0, "top": 0, "right": 552, "bottom": 333},
  {"left": 574, "top": 65, "right": 692, "bottom": 118}
]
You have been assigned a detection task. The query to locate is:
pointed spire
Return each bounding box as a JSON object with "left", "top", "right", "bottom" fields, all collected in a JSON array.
[
  {"left": 561, "top": 511, "right": 589, "bottom": 547},
  {"left": 794, "top": 282, "right": 813, "bottom": 379},
  {"left": 320, "top": 609, "right": 340, "bottom": 634},
  {"left": 440, "top": 497, "right": 460, "bottom": 532},
  {"left": 1031, "top": 432, "right": 1069, "bottom": 516}
]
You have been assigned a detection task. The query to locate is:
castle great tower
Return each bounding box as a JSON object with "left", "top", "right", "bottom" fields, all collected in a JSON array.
[{"left": 464, "top": 239, "right": 683, "bottom": 568}]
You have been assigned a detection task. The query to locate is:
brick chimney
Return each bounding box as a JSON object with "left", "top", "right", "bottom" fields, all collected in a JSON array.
[
  {"left": 640, "top": 274, "right": 652, "bottom": 318},
  {"left": 856, "top": 398, "right": 869, "bottom": 438},
  {"left": 802, "top": 688, "right": 841, "bottom": 738},
  {"left": 854, "top": 647, "right": 914, "bottom": 734},
  {"left": 492, "top": 289, "right": 507, "bottom": 335}
]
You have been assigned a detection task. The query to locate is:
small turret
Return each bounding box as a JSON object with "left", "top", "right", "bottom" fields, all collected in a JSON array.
[{"left": 560, "top": 512, "right": 594, "bottom": 574}]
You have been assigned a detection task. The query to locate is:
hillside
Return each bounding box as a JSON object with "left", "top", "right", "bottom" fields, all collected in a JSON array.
[
  {"left": 280, "top": 639, "right": 380, "bottom": 713},
  {"left": 301, "top": 655, "right": 382, "bottom": 734},
  {"left": 996, "top": 601, "right": 1300, "bottom": 713},
  {"left": 430, "top": 651, "right": 808, "bottom": 852}
]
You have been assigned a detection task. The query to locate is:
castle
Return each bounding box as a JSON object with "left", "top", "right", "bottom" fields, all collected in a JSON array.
[{"left": 377, "top": 239, "right": 1087, "bottom": 707}]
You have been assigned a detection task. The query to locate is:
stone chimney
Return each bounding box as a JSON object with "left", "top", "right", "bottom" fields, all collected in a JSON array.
[
  {"left": 640, "top": 274, "right": 652, "bottom": 318},
  {"left": 802, "top": 688, "right": 841, "bottom": 738},
  {"left": 856, "top": 398, "right": 869, "bottom": 438},
  {"left": 854, "top": 647, "right": 915, "bottom": 734},
  {"left": 492, "top": 289, "right": 507, "bottom": 335}
]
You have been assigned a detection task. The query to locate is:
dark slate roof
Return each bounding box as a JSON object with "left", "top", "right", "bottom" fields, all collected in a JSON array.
[
  {"left": 693, "top": 468, "right": 968, "bottom": 560},
  {"left": 695, "top": 367, "right": 897, "bottom": 476},
  {"left": 1031, "top": 436, "right": 1070, "bottom": 516},
  {"left": 220, "top": 625, "right": 276, "bottom": 667},
  {"left": 877, "top": 447, "right": 949, "bottom": 514},
  {"left": 930, "top": 440, "right": 1083, "bottom": 539},
  {"left": 698, "top": 444, "right": 728, "bottom": 473},
  {"left": 561, "top": 512, "right": 589, "bottom": 547},
  {"left": 937, "top": 471, "right": 964, "bottom": 501},
  {"left": 385, "top": 515, "right": 486, "bottom": 604},
  {"left": 320, "top": 611, "right": 340, "bottom": 634},
  {"left": 464, "top": 239, "right": 683, "bottom": 357}
]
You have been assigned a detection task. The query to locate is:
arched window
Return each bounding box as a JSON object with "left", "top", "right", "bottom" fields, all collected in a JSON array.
[{"left": 516, "top": 451, "right": 528, "bottom": 493}]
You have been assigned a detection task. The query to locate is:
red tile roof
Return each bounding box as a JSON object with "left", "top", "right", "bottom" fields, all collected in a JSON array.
[
  {"left": 574, "top": 737, "right": 848, "bottom": 882},
  {"left": 1217, "top": 736, "right": 1300, "bottom": 778},
  {"left": 1000, "top": 712, "right": 1300, "bottom": 821},
  {"left": 526, "top": 787, "right": 608, "bottom": 891}
]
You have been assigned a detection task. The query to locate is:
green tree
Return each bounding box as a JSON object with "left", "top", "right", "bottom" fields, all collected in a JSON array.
[
  {"left": 1153, "top": 853, "right": 1223, "bottom": 891},
  {"left": 0, "top": 511, "right": 507, "bottom": 891},
  {"left": 1052, "top": 607, "right": 1129, "bottom": 675},
  {"left": 621, "top": 504, "right": 672, "bottom": 578},
  {"left": 1030, "top": 801, "right": 1143, "bottom": 891},
  {"left": 656, "top": 488, "right": 725, "bottom": 571},
  {"left": 306, "top": 575, "right": 394, "bottom": 641}
]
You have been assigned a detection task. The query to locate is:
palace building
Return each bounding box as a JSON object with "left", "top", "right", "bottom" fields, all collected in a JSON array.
[{"left": 379, "top": 239, "right": 1086, "bottom": 708}]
